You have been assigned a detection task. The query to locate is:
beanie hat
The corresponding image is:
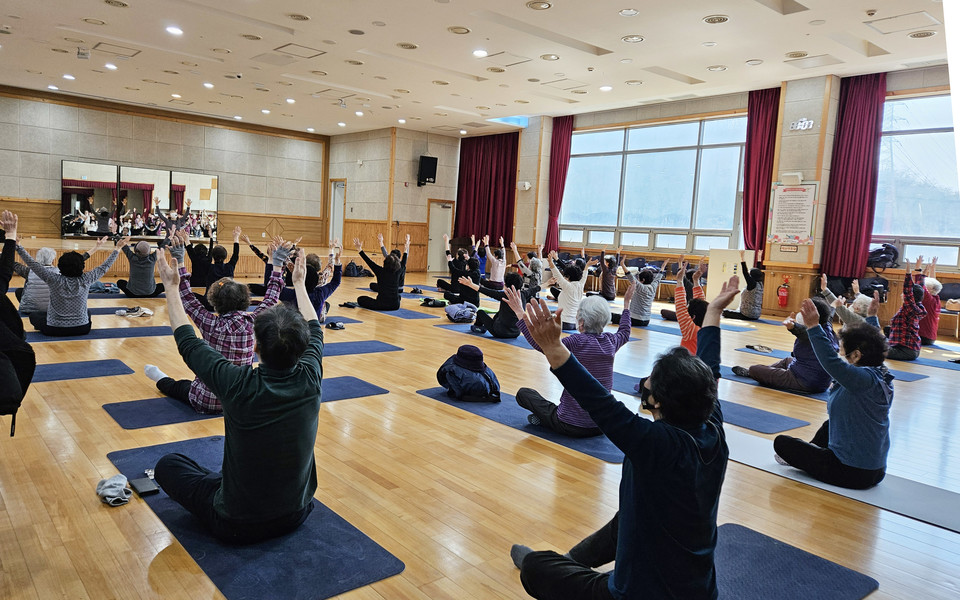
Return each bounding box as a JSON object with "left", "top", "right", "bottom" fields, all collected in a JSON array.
[{"left": 452, "top": 344, "right": 485, "bottom": 372}]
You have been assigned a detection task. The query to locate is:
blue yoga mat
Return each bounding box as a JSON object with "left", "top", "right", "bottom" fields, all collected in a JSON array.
[
  {"left": 435, "top": 323, "right": 536, "bottom": 349},
  {"left": 358, "top": 287, "right": 426, "bottom": 299},
  {"left": 890, "top": 355, "right": 960, "bottom": 372},
  {"left": 323, "top": 340, "right": 403, "bottom": 357},
  {"left": 33, "top": 359, "right": 134, "bottom": 383},
  {"left": 26, "top": 325, "right": 172, "bottom": 343},
  {"left": 416, "top": 387, "right": 624, "bottom": 463},
  {"left": 648, "top": 312, "right": 755, "bottom": 333},
  {"left": 324, "top": 316, "right": 363, "bottom": 325},
  {"left": 611, "top": 372, "right": 809, "bottom": 434},
  {"left": 88, "top": 292, "right": 165, "bottom": 299},
  {"left": 103, "top": 376, "right": 390, "bottom": 429},
  {"left": 107, "top": 436, "right": 404, "bottom": 599},
  {"left": 719, "top": 366, "right": 830, "bottom": 401},
  {"left": 715, "top": 523, "right": 878, "bottom": 600},
  {"left": 735, "top": 347, "right": 929, "bottom": 382},
  {"left": 360, "top": 306, "right": 438, "bottom": 319}
]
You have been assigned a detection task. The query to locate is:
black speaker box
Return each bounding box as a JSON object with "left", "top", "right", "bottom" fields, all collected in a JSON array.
[{"left": 417, "top": 155, "right": 438, "bottom": 187}]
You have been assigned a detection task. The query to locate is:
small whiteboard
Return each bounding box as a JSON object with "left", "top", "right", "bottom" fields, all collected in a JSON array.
[
  {"left": 706, "top": 249, "right": 755, "bottom": 311},
  {"left": 767, "top": 183, "right": 817, "bottom": 245}
]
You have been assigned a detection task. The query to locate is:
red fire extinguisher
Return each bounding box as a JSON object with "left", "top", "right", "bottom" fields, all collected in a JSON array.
[{"left": 777, "top": 276, "right": 790, "bottom": 308}]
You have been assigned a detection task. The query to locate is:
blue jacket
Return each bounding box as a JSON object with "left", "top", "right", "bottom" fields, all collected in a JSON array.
[{"left": 436, "top": 357, "right": 500, "bottom": 402}]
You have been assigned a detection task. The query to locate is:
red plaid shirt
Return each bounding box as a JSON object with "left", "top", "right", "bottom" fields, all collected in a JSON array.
[
  {"left": 179, "top": 266, "right": 283, "bottom": 413},
  {"left": 888, "top": 271, "right": 927, "bottom": 352}
]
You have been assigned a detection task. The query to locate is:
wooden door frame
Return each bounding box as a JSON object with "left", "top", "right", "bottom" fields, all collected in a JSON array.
[{"left": 329, "top": 178, "right": 347, "bottom": 243}]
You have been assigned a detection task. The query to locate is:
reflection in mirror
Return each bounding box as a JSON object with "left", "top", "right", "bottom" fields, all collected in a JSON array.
[
  {"left": 61, "top": 161, "right": 118, "bottom": 237},
  {"left": 171, "top": 171, "right": 219, "bottom": 238}
]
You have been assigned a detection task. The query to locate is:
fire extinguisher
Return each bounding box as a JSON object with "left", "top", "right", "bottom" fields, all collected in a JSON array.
[{"left": 777, "top": 276, "right": 790, "bottom": 308}]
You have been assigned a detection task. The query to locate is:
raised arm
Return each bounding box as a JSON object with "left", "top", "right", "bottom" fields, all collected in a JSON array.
[
  {"left": 701, "top": 275, "right": 741, "bottom": 379},
  {"left": 228, "top": 226, "right": 241, "bottom": 266},
  {"left": 798, "top": 298, "right": 876, "bottom": 389},
  {"left": 291, "top": 252, "right": 319, "bottom": 323},
  {"left": 740, "top": 250, "right": 756, "bottom": 290}
]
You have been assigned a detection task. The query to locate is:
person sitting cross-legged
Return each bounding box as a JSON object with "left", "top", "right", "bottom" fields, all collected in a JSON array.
[
  {"left": 504, "top": 283, "right": 635, "bottom": 438},
  {"left": 459, "top": 271, "right": 537, "bottom": 339},
  {"left": 508, "top": 276, "right": 738, "bottom": 600},
  {"left": 354, "top": 235, "right": 408, "bottom": 311},
  {"left": 152, "top": 248, "right": 324, "bottom": 544},
  {"left": 117, "top": 240, "right": 165, "bottom": 298},
  {"left": 885, "top": 256, "right": 927, "bottom": 361}
]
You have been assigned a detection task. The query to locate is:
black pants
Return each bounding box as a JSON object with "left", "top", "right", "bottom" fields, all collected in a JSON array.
[
  {"left": 550, "top": 286, "right": 561, "bottom": 300},
  {"left": 157, "top": 377, "right": 192, "bottom": 404},
  {"left": 370, "top": 282, "right": 402, "bottom": 294},
  {"left": 773, "top": 421, "right": 885, "bottom": 489},
  {"left": 248, "top": 283, "right": 267, "bottom": 296},
  {"left": 721, "top": 309, "right": 759, "bottom": 321},
  {"left": 117, "top": 280, "right": 165, "bottom": 298},
  {"left": 611, "top": 313, "right": 649, "bottom": 327},
  {"left": 660, "top": 309, "right": 678, "bottom": 322},
  {"left": 474, "top": 311, "right": 519, "bottom": 339},
  {"left": 516, "top": 388, "right": 602, "bottom": 438},
  {"left": 520, "top": 514, "right": 617, "bottom": 600},
  {"left": 28, "top": 311, "right": 92, "bottom": 336},
  {"left": 154, "top": 453, "right": 313, "bottom": 545},
  {"left": 436, "top": 279, "right": 458, "bottom": 293},
  {"left": 357, "top": 295, "right": 400, "bottom": 311},
  {"left": 886, "top": 345, "right": 919, "bottom": 361},
  {"left": 920, "top": 336, "right": 936, "bottom": 346},
  {"left": 14, "top": 288, "right": 23, "bottom": 302}
]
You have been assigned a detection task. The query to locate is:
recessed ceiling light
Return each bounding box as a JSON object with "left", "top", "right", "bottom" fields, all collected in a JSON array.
[
  {"left": 354, "top": 110, "right": 365, "bottom": 117},
  {"left": 621, "top": 34, "right": 644, "bottom": 43},
  {"left": 277, "top": 81, "right": 293, "bottom": 86},
  {"left": 124, "top": 86, "right": 139, "bottom": 90},
  {"left": 702, "top": 15, "right": 729, "bottom": 24},
  {"left": 203, "top": 82, "right": 214, "bottom": 88},
  {"left": 345, "top": 59, "right": 364, "bottom": 65},
  {"left": 208, "top": 100, "right": 221, "bottom": 105},
  {"left": 104, "top": 0, "right": 129, "bottom": 7},
  {"left": 394, "top": 88, "right": 410, "bottom": 94},
  {"left": 255, "top": 87, "right": 269, "bottom": 92},
  {"left": 599, "top": 85, "right": 613, "bottom": 92},
  {"left": 571, "top": 90, "right": 587, "bottom": 95},
  {"left": 476, "top": 105, "right": 490, "bottom": 110},
  {"left": 26, "top": 70, "right": 42, "bottom": 74},
  {"left": 435, "top": 112, "right": 448, "bottom": 117},
  {"left": 349, "top": 29, "right": 365, "bottom": 35},
  {"left": 745, "top": 59, "right": 763, "bottom": 66},
  {"left": 62, "top": 74, "right": 75, "bottom": 80},
  {"left": 241, "top": 33, "right": 262, "bottom": 41},
  {"left": 409, "top": 116, "right": 422, "bottom": 120},
  {"left": 625, "top": 79, "right": 642, "bottom": 85},
  {"left": 322, "top": 39, "right": 337, "bottom": 45},
  {"left": 338, "top": 122, "right": 346, "bottom": 127},
  {"left": 47, "top": 85, "right": 59, "bottom": 90},
  {"left": 63, "top": 37, "right": 85, "bottom": 43},
  {"left": 261, "top": 108, "right": 270, "bottom": 114},
  {"left": 785, "top": 50, "right": 808, "bottom": 58},
  {"left": 702, "top": 41, "right": 717, "bottom": 47},
  {"left": 372, "top": 21, "right": 386, "bottom": 27},
  {"left": 286, "top": 13, "right": 311, "bottom": 21},
  {"left": 487, "top": 67, "right": 505, "bottom": 73},
  {"left": 306, "top": 127, "right": 315, "bottom": 132},
  {"left": 619, "top": 9, "right": 639, "bottom": 17},
  {"left": 514, "top": 99, "right": 529, "bottom": 104},
  {"left": 540, "top": 53, "right": 560, "bottom": 61},
  {"left": 233, "top": 115, "right": 242, "bottom": 120},
  {"left": 620, "top": 58, "right": 633, "bottom": 64},
  {"left": 171, "top": 93, "right": 181, "bottom": 98},
  {"left": 706, "top": 65, "right": 727, "bottom": 72},
  {"left": 433, "top": 80, "right": 450, "bottom": 85},
  {"left": 180, "top": 61, "right": 198, "bottom": 67},
  {"left": 397, "top": 42, "right": 418, "bottom": 50},
  {"left": 908, "top": 30, "right": 937, "bottom": 39},
  {"left": 526, "top": 1, "right": 552, "bottom": 10},
  {"left": 460, "top": 129, "right": 467, "bottom": 135},
  {"left": 286, "top": 98, "right": 295, "bottom": 104},
  {"left": 447, "top": 26, "right": 471, "bottom": 34},
  {"left": 166, "top": 26, "right": 183, "bottom": 35},
  {"left": 809, "top": 19, "right": 826, "bottom": 26},
  {"left": 398, "top": 118, "right": 406, "bottom": 124},
  {"left": 527, "top": 78, "right": 540, "bottom": 83},
  {"left": 105, "top": 63, "right": 118, "bottom": 70},
  {"left": 83, "top": 18, "right": 106, "bottom": 25},
  {"left": 310, "top": 70, "right": 328, "bottom": 77},
  {"left": 212, "top": 48, "right": 232, "bottom": 54},
  {"left": 473, "top": 49, "right": 488, "bottom": 58},
  {"left": 162, "top": 70, "right": 180, "bottom": 75}
]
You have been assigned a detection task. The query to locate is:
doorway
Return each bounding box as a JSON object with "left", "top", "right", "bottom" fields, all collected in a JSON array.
[
  {"left": 427, "top": 200, "right": 454, "bottom": 273},
  {"left": 329, "top": 179, "right": 346, "bottom": 243}
]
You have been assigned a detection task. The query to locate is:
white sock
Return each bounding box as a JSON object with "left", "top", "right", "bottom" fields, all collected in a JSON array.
[{"left": 144, "top": 364, "right": 167, "bottom": 382}]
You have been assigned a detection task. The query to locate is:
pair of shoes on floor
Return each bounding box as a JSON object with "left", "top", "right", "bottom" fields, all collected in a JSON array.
[
  {"left": 116, "top": 306, "right": 152, "bottom": 317},
  {"left": 731, "top": 366, "right": 751, "bottom": 378},
  {"left": 746, "top": 344, "right": 773, "bottom": 353},
  {"left": 325, "top": 321, "right": 345, "bottom": 330}
]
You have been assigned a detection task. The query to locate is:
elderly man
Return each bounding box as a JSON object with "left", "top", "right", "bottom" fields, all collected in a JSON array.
[{"left": 118, "top": 240, "right": 164, "bottom": 298}]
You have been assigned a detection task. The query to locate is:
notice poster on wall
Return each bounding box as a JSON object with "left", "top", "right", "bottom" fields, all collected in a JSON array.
[{"left": 767, "top": 183, "right": 818, "bottom": 245}]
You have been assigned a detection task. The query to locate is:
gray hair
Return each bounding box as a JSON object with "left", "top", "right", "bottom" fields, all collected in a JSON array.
[
  {"left": 850, "top": 293, "right": 872, "bottom": 317},
  {"left": 577, "top": 295, "right": 611, "bottom": 334},
  {"left": 135, "top": 241, "right": 150, "bottom": 256},
  {"left": 36, "top": 247, "right": 57, "bottom": 266},
  {"left": 924, "top": 277, "right": 942, "bottom": 296}
]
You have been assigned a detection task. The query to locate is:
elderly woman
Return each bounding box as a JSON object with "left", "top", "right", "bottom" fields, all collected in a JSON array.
[
  {"left": 546, "top": 250, "right": 597, "bottom": 331},
  {"left": 819, "top": 275, "right": 878, "bottom": 328},
  {"left": 505, "top": 283, "right": 635, "bottom": 438},
  {"left": 774, "top": 301, "right": 893, "bottom": 489},
  {"left": 886, "top": 257, "right": 927, "bottom": 361},
  {"left": 460, "top": 272, "right": 536, "bottom": 339},
  {"left": 17, "top": 236, "right": 125, "bottom": 336},
  {"left": 916, "top": 257, "right": 941, "bottom": 345},
  {"left": 12, "top": 247, "right": 58, "bottom": 316}
]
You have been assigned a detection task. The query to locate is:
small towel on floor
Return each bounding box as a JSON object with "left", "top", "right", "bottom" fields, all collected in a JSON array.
[{"left": 96, "top": 474, "right": 132, "bottom": 506}]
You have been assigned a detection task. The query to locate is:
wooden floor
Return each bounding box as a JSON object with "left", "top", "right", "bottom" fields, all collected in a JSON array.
[{"left": 3, "top": 272, "right": 960, "bottom": 599}]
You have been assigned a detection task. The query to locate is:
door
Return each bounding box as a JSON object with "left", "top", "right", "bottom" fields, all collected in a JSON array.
[
  {"left": 329, "top": 180, "right": 345, "bottom": 243},
  {"left": 427, "top": 201, "right": 454, "bottom": 273}
]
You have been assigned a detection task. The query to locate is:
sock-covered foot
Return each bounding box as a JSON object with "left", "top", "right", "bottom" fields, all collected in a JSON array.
[
  {"left": 527, "top": 414, "right": 541, "bottom": 426},
  {"left": 511, "top": 544, "right": 533, "bottom": 569},
  {"left": 774, "top": 454, "right": 789, "bottom": 466},
  {"left": 731, "top": 366, "right": 750, "bottom": 378},
  {"left": 144, "top": 364, "right": 167, "bottom": 382}
]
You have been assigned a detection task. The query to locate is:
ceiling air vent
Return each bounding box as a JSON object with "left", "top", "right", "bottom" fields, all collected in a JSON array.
[
  {"left": 908, "top": 30, "right": 936, "bottom": 38},
  {"left": 702, "top": 15, "right": 729, "bottom": 24},
  {"left": 785, "top": 51, "right": 808, "bottom": 58}
]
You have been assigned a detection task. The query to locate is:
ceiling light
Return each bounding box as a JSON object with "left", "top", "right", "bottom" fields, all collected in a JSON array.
[
  {"left": 785, "top": 51, "right": 808, "bottom": 58},
  {"left": 745, "top": 59, "right": 763, "bottom": 66},
  {"left": 460, "top": 129, "right": 467, "bottom": 135},
  {"left": 241, "top": 33, "right": 262, "bottom": 41},
  {"left": 621, "top": 34, "right": 644, "bottom": 43},
  {"left": 398, "top": 118, "right": 406, "bottom": 124},
  {"left": 181, "top": 61, "right": 199, "bottom": 67},
  {"left": 261, "top": 108, "right": 270, "bottom": 114},
  {"left": 625, "top": 79, "right": 642, "bottom": 85},
  {"left": 355, "top": 110, "right": 364, "bottom": 116},
  {"left": 433, "top": 80, "right": 450, "bottom": 85},
  {"left": 487, "top": 67, "right": 505, "bottom": 73},
  {"left": 62, "top": 74, "right": 75, "bottom": 80},
  {"left": 212, "top": 48, "right": 232, "bottom": 54},
  {"left": 447, "top": 26, "right": 471, "bottom": 34},
  {"left": 286, "top": 98, "right": 295, "bottom": 104},
  {"left": 166, "top": 26, "right": 183, "bottom": 35},
  {"left": 702, "top": 41, "right": 717, "bottom": 47},
  {"left": 306, "top": 127, "right": 315, "bottom": 132},
  {"left": 397, "top": 42, "right": 419, "bottom": 50},
  {"left": 51, "top": 48, "right": 70, "bottom": 53},
  {"left": 83, "top": 18, "right": 106, "bottom": 25},
  {"left": 104, "top": 0, "right": 129, "bottom": 7},
  {"left": 171, "top": 93, "right": 181, "bottom": 98},
  {"left": 908, "top": 30, "right": 937, "bottom": 39},
  {"left": 526, "top": 1, "right": 552, "bottom": 10},
  {"left": 571, "top": 90, "right": 587, "bottom": 95},
  {"left": 345, "top": 59, "right": 364, "bottom": 65},
  {"left": 286, "top": 13, "right": 311, "bottom": 21},
  {"left": 702, "top": 15, "right": 729, "bottom": 24},
  {"left": 311, "top": 70, "right": 328, "bottom": 77},
  {"left": 599, "top": 85, "right": 613, "bottom": 92},
  {"left": 473, "top": 49, "right": 488, "bottom": 58},
  {"left": 706, "top": 65, "right": 727, "bottom": 72},
  {"left": 233, "top": 115, "right": 242, "bottom": 120},
  {"left": 349, "top": 29, "right": 365, "bottom": 35},
  {"left": 203, "top": 82, "right": 214, "bottom": 88},
  {"left": 620, "top": 58, "right": 633, "bottom": 64},
  {"left": 540, "top": 53, "right": 560, "bottom": 61},
  {"left": 372, "top": 21, "right": 386, "bottom": 27},
  {"left": 338, "top": 122, "right": 346, "bottom": 127},
  {"left": 809, "top": 19, "right": 826, "bottom": 26},
  {"left": 47, "top": 85, "right": 59, "bottom": 90},
  {"left": 619, "top": 9, "right": 639, "bottom": 17},
  {"left": 105, "top": 63, "right": 118, "bottom": 70}
]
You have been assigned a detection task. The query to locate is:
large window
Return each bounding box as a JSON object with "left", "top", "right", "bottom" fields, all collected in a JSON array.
[
  {"left": 873, "top": 94, "right": 960, "bottom": 268},
  {"left": 560, "top": 116, "right": 746, "bottom": 252}
]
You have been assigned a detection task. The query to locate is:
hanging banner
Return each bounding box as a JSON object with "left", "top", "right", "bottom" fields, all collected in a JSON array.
[{"left": 767, "top": 183, "right": 817, "bottom": 245}]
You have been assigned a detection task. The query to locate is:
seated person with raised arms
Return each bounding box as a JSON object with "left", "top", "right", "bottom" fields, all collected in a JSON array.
[
  {"left": 885, "top": 256, "right": 927, "bottom": 362},
  {"left": 354, "top": 235, "right": 408, "bottom": 311},
  {"left": 117, "top": 240, "right": 164, "bottom": 298},
  {"left": 721, "top": 249, "right": 764, "bottom": 320},
  {"left": 1, "top": 211, "right": 37, "bottom": 437},
  {"left": 152, "top": 248, "right": 323, "bottom": 544},
  {"left": 459, "top": 271, "right": 536, "bottom": 339}
]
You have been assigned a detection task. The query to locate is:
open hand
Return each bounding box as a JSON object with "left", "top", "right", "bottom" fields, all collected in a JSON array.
[
  {"left": 868, "top": 291, "right": 880, "bottom": 317},
  {"left": 623, "top": 281, "right": 637, "bottom": 306},
  {"left": 1, "top": 210, "right": 19, "bottom": 239},
  {"left": 156, "top": 249, "right": 180, "bottom": 288},
  {"left": 798, "top": 298, "right": 820, "bottom": 328},
  {"left": 291, "top": 250, "right": 306, "bottom": 285},
  {"left": 353, "top": 237, "right": 363, "bottom": 252}
]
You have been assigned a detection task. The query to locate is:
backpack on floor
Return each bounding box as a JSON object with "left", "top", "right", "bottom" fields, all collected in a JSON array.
[
  {"left": 866, "top": 243, "right": 899, "bottom": 273},
  {"left": 344, "top": 261, "right": 363, "bottom": 277}
]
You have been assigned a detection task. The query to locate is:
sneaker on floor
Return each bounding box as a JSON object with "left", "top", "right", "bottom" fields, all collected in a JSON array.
[
  {"left": 126, "top": 307, "right": 143, "bottom": 317},
  {"left": 774, "top": 454, "right": 789, "bottom": 466},
  {"left": 731, "top": 366, "right": 751, "bottom": 378},
  {"left": 527, "top": 414, "right": 541, "bottom": 426},
  {"left": 138, "top": 307, "right": 154, "bottom": 317}
]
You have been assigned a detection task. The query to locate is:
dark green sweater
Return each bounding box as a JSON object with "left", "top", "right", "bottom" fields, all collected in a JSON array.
[{"left": 174, "top": 320, "right": 323, "bottom": 522}]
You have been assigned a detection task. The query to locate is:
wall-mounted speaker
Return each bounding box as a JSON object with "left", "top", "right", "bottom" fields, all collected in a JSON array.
[{"left": 417, "top": 155, "right": 438, "bottom": 187}]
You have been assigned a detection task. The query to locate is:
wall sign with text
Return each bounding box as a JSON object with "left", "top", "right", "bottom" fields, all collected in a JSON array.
[{"left": 767, "top": 183, "right": 818, "bottom": 245}]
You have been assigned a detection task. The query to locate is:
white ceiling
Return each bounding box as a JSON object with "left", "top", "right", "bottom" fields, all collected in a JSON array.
[{"left": 0, "top": 0, "right": 948, "bottom": 137}]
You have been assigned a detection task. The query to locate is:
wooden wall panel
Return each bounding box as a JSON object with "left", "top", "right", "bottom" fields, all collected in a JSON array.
[
  {"left": 0, "top": 197, "right": 61, "bottom": 238},
  {"left": 216, "top": 211, "right": 326, "bottom": 247},
  {"left": 339, "top": 220, "right": 430, "bottom": 272},
  {"left": 396, "top": 221, "right": 428, "bottom": 272}
]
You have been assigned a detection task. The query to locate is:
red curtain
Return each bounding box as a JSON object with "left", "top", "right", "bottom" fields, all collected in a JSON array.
[
  {"left": 742, "top": 87, "right": 781, "bottom": 251},
  {"left": 544, "top": 115, "right": 574, "bottom": 252},
  {"left": 821, "top": 73, "right": 887, "bottom": 278},
  {"left": 454, "top": 132, "right": 519, "bottom": 242},
  {"left": 171, "top": 184, "right": 186, "bottom": 213}
]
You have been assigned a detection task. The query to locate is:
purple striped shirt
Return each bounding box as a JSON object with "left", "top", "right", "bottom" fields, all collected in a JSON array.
[{"left": 519, "top": 308, "right": 632, "bottom": 428}]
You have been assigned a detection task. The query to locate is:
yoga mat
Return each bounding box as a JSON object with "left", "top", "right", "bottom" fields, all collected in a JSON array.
[
  {"left": 358, "top": 287, "right": 426, "bottom": 299},
  {"left": 26, "top": 325, "right": 172, "bottom": 343},
  {"left": 356, "top": 306, "right": 437, "bottom": 319},
  {"left": 715, "top": 523, "right": 878, "bottom": 600},
  {"left": 719, "top": 366, "right": 830, "bottom": 401},
  {"left": 33, "top": 359, "right": 134, "bottom": 383},
  {"left": 735, "top": 347, "right": 929, "bottom": 382},
  {"left": 107, "top": 436, "right": 404, "bottom": 599},
  {"left": 648, "top": 312, "right": 755, "bottom": 332},
  {"left": 323, "top": 340, "right": 403, "bottom": 357},
  {"left": 416, "top": 387, "right": 624, "bottom": 463},
  {"left": 435, "top": 322, "right": 536, "bottom": 349},
  {"left": 324, "top": 316, "right": 362, "bottom": 325},
  {"left": 611, "top": 372, "right": 809, "bottom": 434},
  {"left": 726, "top": 429, "right": 960, "bottom": 535},
  {"left": 88, "top": 292, "right": 165, "bottom": 299},
  {"left": 103, "top": 376, "right": 390, "bottom": 429},
  {"left": 889, "top": 355, "right": 960, "bottom": 372}
]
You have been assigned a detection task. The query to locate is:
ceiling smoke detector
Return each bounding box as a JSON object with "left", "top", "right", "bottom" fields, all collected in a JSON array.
[{"left": 702, "top": 15, "right": 729, "bottom": 24}]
